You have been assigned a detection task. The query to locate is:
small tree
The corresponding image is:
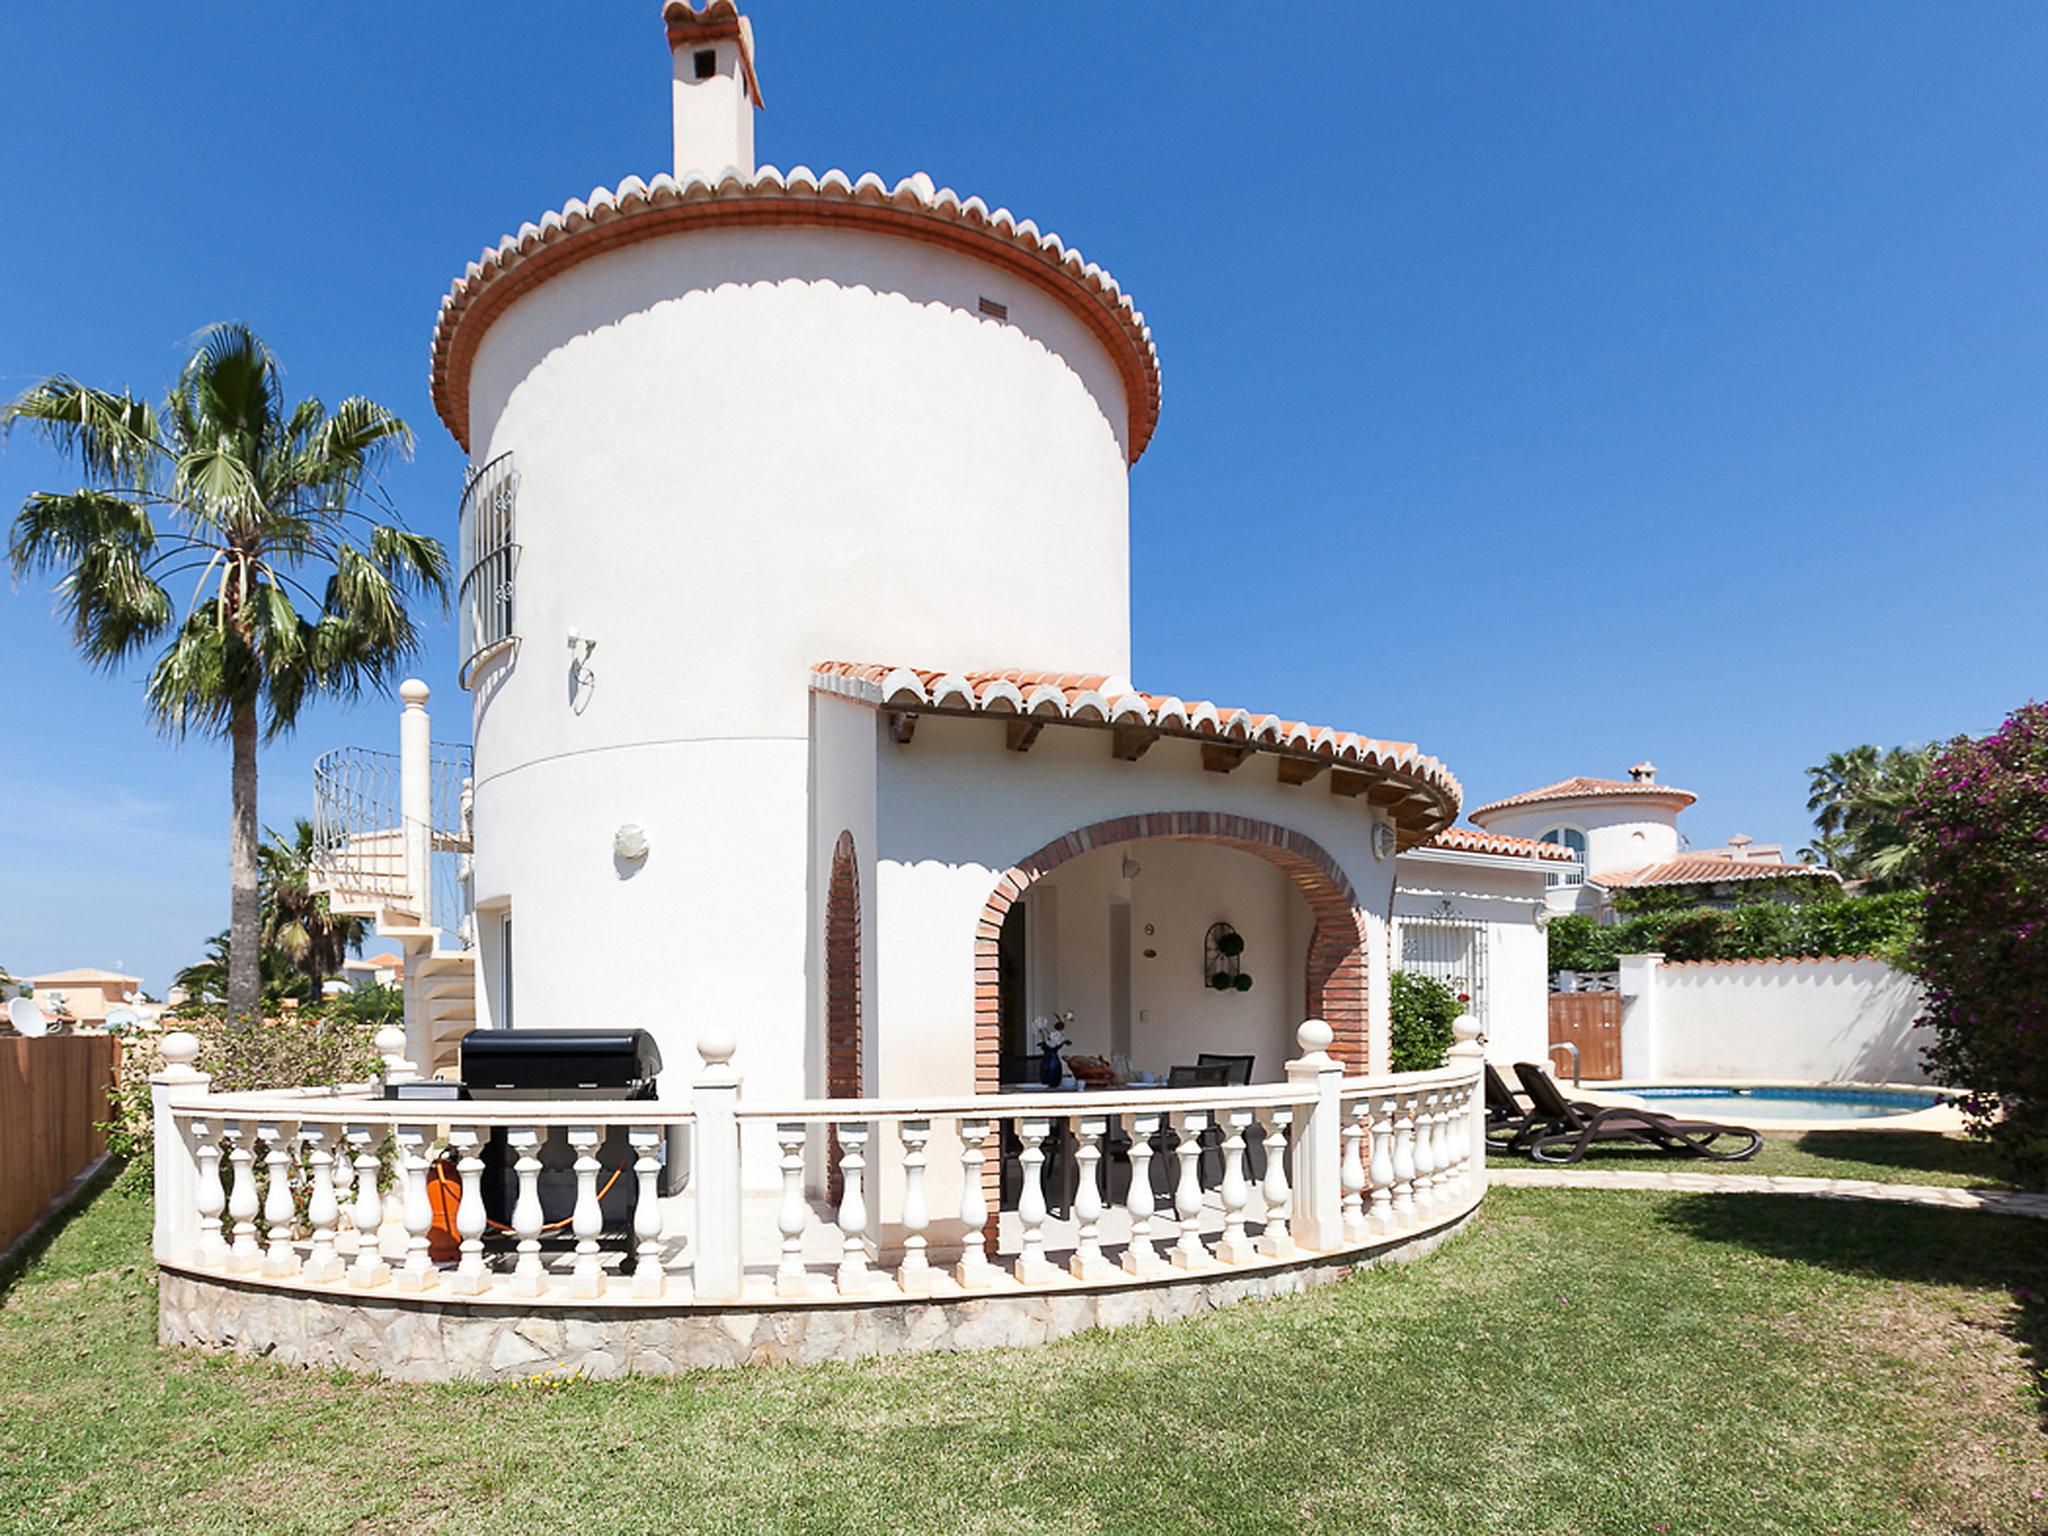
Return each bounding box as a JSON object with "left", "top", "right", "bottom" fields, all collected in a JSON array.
[
  {"left": 1389, "top": 971, "right": 1462, "bottom": 1072},
  {"left": 1915, "top": 703, "right": 2048, "bottom": 1188}
]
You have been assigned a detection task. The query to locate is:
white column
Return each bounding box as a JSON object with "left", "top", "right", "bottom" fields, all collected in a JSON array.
[
  {"left": 1618, "top": 951, "right": 1664, "bottom": 1081},
  {"left": 192, "top": 1116, "right": 227, "bottom": 1265},
  {"left": 346, "top": 1125, "right": 389, "bottom": 1286},
  {"left": 1169, "top": 1110, "right": 1209, "bottom": 1270},
  {"left": 393, "top": 1125, "right": 434, "bottom": 1291},
  {"left": 897, "top": 1120, "right": 934, "bottom": 1295},
  {"left": 446, "top": 1125, "right": 487, "bottom": 1295},
  {"left": 508, "top": 1126, "right": 546, "bottom": 1297},
  {"left": 834, "top": 1122, "right": 871, "bottom": 1296},
  {"left": 148, "top": 1031, "right": 209, "bottom": 1263},
  {"left": 1284, "top": 1020, "right": 1346, "bottom": 1250},
  {"left": 1390, "top": 1095, "right": 1417, "bottom": 1228},
  {"left": 1339, "top": 1100, "right": 1368, "bottom": 1244},
  {"left": 1256, "top": 1107, "right": 1295, "bottom": 1258},
  {"left": 227, "top": 1130, "right": 262, "bottom": 1277},
  {"left": 302, "top": 1124, "right": 344, "bottom": 1283},
  {"left": 568, "top": 1126, "right": 604, "bottom": 1298},
  {"left": 398, "top": 677, "right": 432, "bottom": 920},
  {"left": 773, "top": 1122, "right": 809, "bottom": 1298},
  {"left": 1069, "top": 1115, "right": 1111, "bottom": 1281},
  {"left": 690, "top": 1029, "right": 744, "bottom": 1303},
  {"left": 954, "top": 1118, "right": 995, "bottom": 1290},
  {"left": 1368, "top": 1095, "right": 1396, "bottom": 1234},
  {"left": 1214, "top": 1108, "right": 1257, "bottom": 1264},
  {"left": 1013, "top": 1117, "right": 1055, "bottom": 1285},
  {"left": 631, "top": 1125, "right": 666, "bottom": 1299},
  {"left": 1120, "top": 1112, "right": 1165, "bottom": 1277}
]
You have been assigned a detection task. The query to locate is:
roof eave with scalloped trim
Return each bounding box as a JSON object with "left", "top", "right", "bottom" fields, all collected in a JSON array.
[
  {"left": 1421, "top": 827, "right": 1581, "bottom": 863},
  {"left": 429, "top": 167, "right": 1162, "bottom": 463},
  {"left": 810, "top": 661, "right": 1461, "bottom": 850}
]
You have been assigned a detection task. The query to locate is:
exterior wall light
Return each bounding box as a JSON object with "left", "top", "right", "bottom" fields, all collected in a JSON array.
[
  {"left": 1372, "top": 822, "right": 1398, "bottom": 861},
  {"left": 614, "top": 823, "right": 650, "bottom": 862}
]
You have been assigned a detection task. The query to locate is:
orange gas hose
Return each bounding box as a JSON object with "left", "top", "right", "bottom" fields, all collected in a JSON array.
[{"left": 429, "top": 1161, "right": 626, "bottom": 1235}]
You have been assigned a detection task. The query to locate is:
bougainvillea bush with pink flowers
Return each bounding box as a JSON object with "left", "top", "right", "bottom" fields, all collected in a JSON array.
[{"left": 1916, "top": 702, "right": 2048, "bottom": 1189}]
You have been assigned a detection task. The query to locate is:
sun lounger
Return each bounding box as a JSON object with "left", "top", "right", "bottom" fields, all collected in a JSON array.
[{"left": 1511, "top": 1063, "right": 1763, "bottom": 1165}]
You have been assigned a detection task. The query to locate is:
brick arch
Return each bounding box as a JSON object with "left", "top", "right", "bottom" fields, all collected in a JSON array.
[
  {"left": 974, "top": 812, "right": 1375, "bottom": 1083},
  {"left": 825, "top": 831, "right": 862, "bottom": 1202}
]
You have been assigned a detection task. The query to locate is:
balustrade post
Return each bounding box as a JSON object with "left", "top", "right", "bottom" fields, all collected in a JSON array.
[
  {"left": 1390, "top": 1095, "right": 1417, "bottom": 1228},
  {"left": 1339, "top": 1101, "right": 1368, "bottom": 1244},
  {"left": 1120, "top": 1111, "right": 1165, "bottom": 1277},
  {"left": 302, "top": 1124, "right": 344, "bottom": 1283},
  {"left": 690, "top": 1030, "right": 744, "bottom": 1303},
  {"left": 225, "top": 1123, "right": 261, "bottom": 1272},
  {"left": 1412, "top": 1091, "right": 1439, "bottom": 1217},
  {"left": 567, "top": 1127, "right": 604, "bottom": 1298},
  {"left": 447, "top": 1125, "right": 487, "bottom": 1295},
  {"left": 1069, "top": 1115, "right": 1111, "bottom": 1281},
  {"left": 773, "top": 1123, "right": 809, "bottom": 1298},
  {"left": 1014, "top": 1117, "right": 1055, "bottom": 1284},
  {"left": 897, "top": 1120, "right": 934, "bottom": 1295},
  {"left": 508, "top": 1126, "right": 546, "bottom": 1297},
  {"left": 1284, "top": 1019, "right": 1345, "bottom": 1250},
  {"left": 1368, "top": 1095, "right": 1396, "bottom": 1234},
  {"left": 148, "top": 1031, "right": 209, "bottom": 1263},
  {"left": 375, "top": 1024, "right": 417, "bottom": 1088},
  {"left": 1257, "top": 1107, "right": 1296, "bottom": 1258},
  {"left": 346, "top": 1125, "right": 390, "bottom": 1285},
  {"left": 1447, "top": 1016, "right": 1487, "bottom": 1201},
  {"left": 378, "top": 1133, "right": 410, "bottom": 1259},
  {"left": 394, "top": 1125, "right": 435, "bottom": 1291},
  {"left": 631, "top": 1125, "right": 666, "bottom": 1298},
  {"left": 1214, "top": 1109, "right": 1256, "bottom": 1264},
  {"left": 954, "top": 1118, "right": 995, "bottom": 1290},
  {"left": 834, "top": 1122, "right": 871, "bottom": 1296},
  {"left": 192, "top": 1117, "right": 227, "bottom": 1265},
  {"left": 259, "top": 1121, "right": 300, "bottom": 1276},
  {"left": 331, "top": 1125, "right": 357, "bottom": 1253},
  {"left": 1170, "top": 1110, "right": 1210, "bottom": 1270}
]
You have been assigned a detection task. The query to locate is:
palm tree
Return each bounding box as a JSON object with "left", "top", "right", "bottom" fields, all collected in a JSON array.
[
  {"left": 6, "top": 324, "right": 448, "bottom": 1022},
  {"left": 1803, "top": 743, "right": 1935, "bottom": 889},
  {"left": 260, "top": 818, "right": 368, "bottom": 998}
]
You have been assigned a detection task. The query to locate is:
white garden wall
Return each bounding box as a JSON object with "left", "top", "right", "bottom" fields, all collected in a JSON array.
[{"left": 1627, "top": 955, "right": 1928, "bottom": 1084}]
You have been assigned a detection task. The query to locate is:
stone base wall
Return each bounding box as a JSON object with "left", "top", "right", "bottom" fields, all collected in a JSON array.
[{"left": 159, "top": 1213, "right": 1473, "bottom": 1382}]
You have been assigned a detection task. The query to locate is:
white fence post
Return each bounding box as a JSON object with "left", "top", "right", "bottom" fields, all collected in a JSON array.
[
  {"left": 691, "top": 1029, "right": 744, "bottom": 1302},
  {"left": 1447, "top": 1012, "right": 1487, "bottom": 1198},
  {"left": 1285, "top": 1019, "right": 1346, "bottom": 1250},
  {"left": 1617, "top": 952, "right": 1664, "bottom": 1080},
  {"left": 149, "top": 1031, "right": 209, "bottom": 1262},
  {"left": 398, "top": 678, "right": 432, "bottom": 919}
]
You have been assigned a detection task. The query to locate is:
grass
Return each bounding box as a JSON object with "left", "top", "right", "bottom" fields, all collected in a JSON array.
[
  {"left": 1489, "top": 1128, "right": 2015, "bottom": 1187},
  {"left": 1, "top": 1185, "right": 2043, "bottom": 1534}
]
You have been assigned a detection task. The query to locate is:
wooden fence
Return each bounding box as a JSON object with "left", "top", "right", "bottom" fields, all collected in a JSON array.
[{"left": 1, "top": 1034, "right": 120, "bottom": 1252}]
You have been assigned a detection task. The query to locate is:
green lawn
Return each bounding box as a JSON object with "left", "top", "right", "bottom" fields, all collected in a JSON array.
[
  {"left": 1, "top": 1186, "right": 2042, "bottom": 1535},
  {"left": 1489, "top": 1128, "right": 2014, "bottom": 1187}
]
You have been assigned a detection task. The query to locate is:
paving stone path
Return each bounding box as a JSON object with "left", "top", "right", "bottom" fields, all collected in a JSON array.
[{"left": 1488, "top": 1166, "right": 2048, "bottom": 1219}]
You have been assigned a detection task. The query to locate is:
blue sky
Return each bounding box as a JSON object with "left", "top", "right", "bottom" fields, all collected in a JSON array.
[{"left": 2, "top": 3, "right": 2043, "bottom": 993}]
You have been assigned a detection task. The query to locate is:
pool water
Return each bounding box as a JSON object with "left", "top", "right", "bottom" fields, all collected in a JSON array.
[{"left": 1622, "top": 1085, "right": 1946, "bottom": 1122}]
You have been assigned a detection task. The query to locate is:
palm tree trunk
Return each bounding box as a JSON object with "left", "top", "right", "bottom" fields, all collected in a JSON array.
[{"left": 228, "top": 702, "right": 262, "bottom": 1022}]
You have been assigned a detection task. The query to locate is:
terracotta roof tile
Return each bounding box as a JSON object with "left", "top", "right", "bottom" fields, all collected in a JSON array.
[
  {"left": 1424, "top": 827, "right": 1580, "bottom": 862},
  {"left": 1469, "top": 775, "right": 1699, "bottom": 819},
  {"left": 1593, "top": 855, "right": 1839, "bottom": 888}
]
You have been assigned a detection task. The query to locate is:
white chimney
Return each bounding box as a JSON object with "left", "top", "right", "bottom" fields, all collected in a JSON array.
[
  {"left": 663, "top": 1, "right": 762, "bottom": 182},
  {"left": 1628, "top": 760, "right": 1658, "bottom": 784}
]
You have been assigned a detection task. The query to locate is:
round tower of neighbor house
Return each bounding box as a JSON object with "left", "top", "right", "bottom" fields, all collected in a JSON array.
[{"left": 431, "top": 2, "right": 1160, "bottom": 1076}]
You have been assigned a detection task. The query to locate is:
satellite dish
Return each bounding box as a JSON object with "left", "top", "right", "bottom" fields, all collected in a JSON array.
[
  {"left": 106, "top": 1006, "right": 140, "bottom": 1033},
  {"left": 8, "top": 997, "right": 49, "bottom": 1037}
]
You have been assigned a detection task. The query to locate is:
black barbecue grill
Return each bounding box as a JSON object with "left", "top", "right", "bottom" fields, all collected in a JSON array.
[{"left": 459, "top": 1028, "right": 667, "bottom": 1235}]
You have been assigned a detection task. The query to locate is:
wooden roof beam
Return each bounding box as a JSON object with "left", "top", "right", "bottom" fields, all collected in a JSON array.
[
  {"left": 1112, "top": 723, "right": 1160, "bottom": 762},
  {"left": 1005, "top": 716, "right": 1046, "bottom": 753},
  {"left": 1201, "top": 742, "right": 1254, "bottom": 774},
  {"left": 1277, "top": 756, "right": 1329, "bottom": 786}
]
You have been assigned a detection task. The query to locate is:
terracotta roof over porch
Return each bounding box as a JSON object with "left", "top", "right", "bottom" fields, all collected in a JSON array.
[
  {"left": 810, "top": 661, "right": 1462, "bottom": 848},
  {"left": 1593, "top": 854, "right": 1840, "bottom": 889},
  {"left": 1423, "top": 827, "right": 1580, "bottom": 862}
]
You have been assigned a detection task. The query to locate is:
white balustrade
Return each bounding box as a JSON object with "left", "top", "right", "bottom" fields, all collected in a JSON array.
[
  {"left": 394, "top": 1126, "right": 434, "bottom": 1291},
  {"left": 774, "top": 1122, "right": 809, "bottom": 1298},
  {"left": 259, "top": 1121, "right": 299, "bottom": 1277},
  {"left": 302, "top": 1124, "right": 343, "bottom": 1283},
  {"left": 1339, "top": 1101, "right": 1368, "bottom": 1243},
  {"left": 1215, "top": 1109, "right": 1256, "bottom": 1264},
  {"left": 568, "top": 1126, "right": 604, "bottom": 1298},
  {"left": 1256, "top": 1107, "right": 1294, "bottom": 1259},
  {"left": 1121, "top": 1111, "right": 1165, "bottom": 1277},
  {"left": 508, "top": 1126, "right": 546, "bottom": 1298},
  {"left": 347, "top": 1125, "right": 389, "bottom": 1286},
  {"left": 447, "top": 1126, "right": 487, "bottom": 1295},
  {"left": 1368, "top": 1095, "right": 1395, "bottom": 1234},
  {"left": 897, "top": 1120, "right": 934, "bottom": 1295},
  {"left": 329, "top": 1127, "right": 356, "bottom": 1253},
  {"left": 1013, "top": 1118, "right": 1055, "bottom": 1284},
  {"left": 1069, "top": 1115, "right": 1110, "bottom": 1281},
  {"left": 834, "top": 1122, "right": 870, "bottom": 1296},
  {"left": 1391, "top": 1096, "right": 1417, "bottom": 1228},
  {"left": 955, "top": 1118, "right": 995, "bottom": 1290},
  {"left": 227, "top": 1123, "right": 261, "bottom": 1272},
  {"left": 193, "top": 1118, "right": 227, "bottom": 1265},
  {"left": 1170, "top": 1110, "right": 1209, "bottom": 1270},
  {"left": 631, "top": 1126, "right": 666, "bottom": 1298}
]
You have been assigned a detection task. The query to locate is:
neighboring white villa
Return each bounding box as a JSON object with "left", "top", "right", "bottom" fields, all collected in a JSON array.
[{"left": 1470, "top": 761, "right": 1839, "bottom": 919}]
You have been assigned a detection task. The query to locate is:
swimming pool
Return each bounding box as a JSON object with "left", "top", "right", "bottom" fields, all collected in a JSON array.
[{"left": 1619, "top": 1085, "right": 1948, "bottom": 1123}]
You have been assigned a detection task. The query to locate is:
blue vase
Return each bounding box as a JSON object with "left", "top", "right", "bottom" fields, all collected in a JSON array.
[{"left": 1039, "top": 1046, "right": 1064, "bottom": 1087}]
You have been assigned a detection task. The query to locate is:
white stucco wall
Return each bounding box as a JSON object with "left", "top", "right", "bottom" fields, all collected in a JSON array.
[
  {"left": 1638, "top": 956, "right": 1929, "bottom": 1084},
  {"left": 1017, "top": 839, "right": 1313, "bottom": 1081},
  {"left": 1392, "top": 849, "right": 1551, "bottom": 1069},
  {"left": 460, "top": 222, "right": 1135, "bottom": 1099}
]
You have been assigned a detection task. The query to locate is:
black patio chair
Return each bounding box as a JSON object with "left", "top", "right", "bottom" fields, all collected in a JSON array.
[
  {"left": 1511, "top": 1062, "right": 1763, "bottom": 1165},
  {"left": 1484, "top": 1062, "right": 1542, "bottom": 1151}
]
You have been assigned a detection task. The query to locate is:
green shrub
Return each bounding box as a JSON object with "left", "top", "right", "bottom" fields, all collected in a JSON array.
[
  {"left": 1389, "top": 971, "right": 1462, "bottom": 1072},
  {"left": 1545, "top": 891, "right": 1922, "bottom": 973}
]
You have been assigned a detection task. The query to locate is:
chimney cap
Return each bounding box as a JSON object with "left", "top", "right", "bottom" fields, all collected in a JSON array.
[
  {"left": 1628, "top": 760, "right": 1658, "bottom": 783},
  {"left": 663, "top": 1, "right": 764, "bottom": 107}
]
